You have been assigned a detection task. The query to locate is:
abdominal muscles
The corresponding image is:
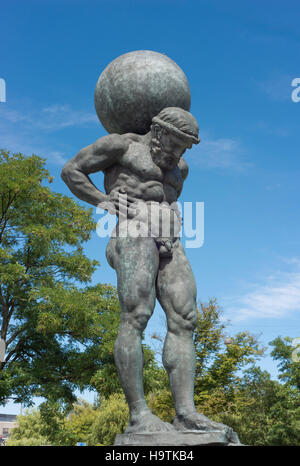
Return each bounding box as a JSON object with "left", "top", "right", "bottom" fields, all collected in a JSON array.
[{"left": 141, "top": 181, "right": 164, "bottom": 202}]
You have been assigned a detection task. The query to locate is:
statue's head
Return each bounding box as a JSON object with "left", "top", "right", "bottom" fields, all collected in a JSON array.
[{"left": 150, "top": 107, "right": 200, "bottom": 170}]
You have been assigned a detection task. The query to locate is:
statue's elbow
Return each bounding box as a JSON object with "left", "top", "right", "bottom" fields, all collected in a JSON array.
[{"left": 61, "top": 163, "right": 72, "bottom": 184}]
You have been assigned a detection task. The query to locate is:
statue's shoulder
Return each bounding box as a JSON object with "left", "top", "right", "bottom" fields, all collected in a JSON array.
[
  {"left": 118, "top": 133, "right": 149, "bottom": 160},
  {"left": 121, "top": 132, "right": 145, "bottom": 146},
  {"left": 99, "top": 132, "right": 141, "bottom": 158}
]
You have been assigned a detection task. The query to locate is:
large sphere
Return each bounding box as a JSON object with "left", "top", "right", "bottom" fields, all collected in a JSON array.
[{"left": 95, "top": 50, "right": 191, "bottom": 135}]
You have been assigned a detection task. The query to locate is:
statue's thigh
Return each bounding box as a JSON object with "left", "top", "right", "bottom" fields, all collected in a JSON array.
[
  {"left": 157, "top": 242, "right": 197, "bottom": 322},
  {"left": 113, "top": 236, "right": 159, "bottom": 311}
]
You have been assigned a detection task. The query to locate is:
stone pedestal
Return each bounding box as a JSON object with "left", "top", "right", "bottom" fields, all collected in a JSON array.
[{"left": 114, "top": 430, "right": 240, "bottom": 446}]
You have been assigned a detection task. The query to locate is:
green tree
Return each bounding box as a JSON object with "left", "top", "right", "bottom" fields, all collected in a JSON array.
[
  {"left": 0, "top": 150, "right": 121, "bottom": 406},
  {"left": 147, "top": 388, "right": 175, "bottom": 423},
  {"left": 192, "top": 309, "right": 300, "bottom": 445},
  {"left": 7, "top": 396, "right": 127, "bottom": 446},
  {"left": 6, "top": 323, "right": 300, "bottom": 446},
  {"left": 194, "top": 299, "right": 264, "bottom": 396},
  {"left": 87, "top": 393, "right": 129, "bottom": 446},
  {"left": 270, "top": 336, "right": 300, "bottom": 390},
  {"left": 6, "top": 409, "right": 50, "bottom": 446},
  {"left": 218, "top": 365, "right": 300, "bottom": 446},
  {"left": 65, "top": 399, "right": 99, "bottom": 445},
  {"left": 148, "top": 299, "right": 264, "bottom": 422}
]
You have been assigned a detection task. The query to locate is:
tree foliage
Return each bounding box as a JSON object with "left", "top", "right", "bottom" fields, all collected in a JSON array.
[
  {"left": 194, "top": 299, "right": 264, "bottom": 397},
  {"left": 145, "top": 299, "right": 300, "bottom": 445},
  {"left": 0, "top": 151, "right": 131, "bottom": 407},
  {"left": 192, "top": 304, "right": 300, "bottom": 445},
  {"left": 65, "top": 399, "right": 99, "bottom": 444},
  {"left": 6, "top": 302, "right": 300, "bottom": 445},
  {"left": 6, "top": 409, "right": 49, "bottom": 446},
  {"left": 0, "top": 150, "right": 103, "bottom": 405},
  {"left": 7, "top": 396, "right": 128, "bottom": 446},
  {"left": 0, "top": 150, "right": 166, "bottom": 412},
  {"left": 2, "top": 151, "right": 299, "bottom": 445},
  {"left": 270, "top": 336, "right": 300, "bottom": 390},
  {"left": 217, "top": 366, "right": 300, "bottom": 445},
  {"left": 87, "top": 393, "right": 129, "bottom": 446}
]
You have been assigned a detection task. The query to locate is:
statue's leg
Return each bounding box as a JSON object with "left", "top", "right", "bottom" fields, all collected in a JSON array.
[
  {"left": 156, "top": 240, "right": 198, "bottom": 418},
  {"left": 106, "top": 235, "right": 174, "bottom": 433},
  {"left": 156, "top": 241, "right": 239, "bottom": 441}
]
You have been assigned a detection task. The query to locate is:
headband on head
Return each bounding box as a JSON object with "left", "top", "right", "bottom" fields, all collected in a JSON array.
[{"left": 152, "top": 116, "right": 200, "bottom": 145}]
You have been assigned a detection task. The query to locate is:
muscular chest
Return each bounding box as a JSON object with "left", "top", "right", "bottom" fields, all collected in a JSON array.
[
  {"left": 122, "top": 142, "right": 163, "bottom": 181},
  {"left": 104, "top": 142, "right": 184, "bottom": 202},
  {"left": 123, "top": 143, "right": 183, "bottom": 191}
]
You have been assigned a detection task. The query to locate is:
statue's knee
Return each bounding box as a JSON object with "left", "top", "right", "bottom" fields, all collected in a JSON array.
[
  {"left": 183, "top": 310, "right": 197, "bottom": 331},
  {"left": 188, "top": 310, "right": 198, "bottom": 330},
  {"left": 127, "top": 306, "right": 153, "bottom": 332},
  {"left": 177, "top": 302, "right": 197, "bottom": 332}
]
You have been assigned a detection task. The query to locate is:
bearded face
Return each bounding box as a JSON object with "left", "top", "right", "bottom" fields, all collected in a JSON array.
[{"left": 150, "top": 126, "right": 189, "bottom": 170}]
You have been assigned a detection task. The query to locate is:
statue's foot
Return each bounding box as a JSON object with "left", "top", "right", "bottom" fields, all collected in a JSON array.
[
  {"left": 173, "top": 412, "right": 241, "bottom": 444},
  {"left": 126, "top": 410, "right": 175, "bottom": 434}
]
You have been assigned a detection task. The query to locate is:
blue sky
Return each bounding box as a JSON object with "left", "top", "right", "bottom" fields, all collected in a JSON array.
[{"left": 1, "top": 0, "right": 300, "bottom": 413}]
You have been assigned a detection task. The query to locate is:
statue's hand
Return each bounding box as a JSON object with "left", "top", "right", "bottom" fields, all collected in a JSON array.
[
  {"left": 97, "top": 195, "right": 117, "bottom": 215},
  {"left": 99, "top": 187, "right": 138, "bottom": 219}
]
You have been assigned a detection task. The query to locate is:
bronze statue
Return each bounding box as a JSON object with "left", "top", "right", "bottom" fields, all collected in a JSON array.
[{"left": 62, "top": 51, "right": 240, "bottom": 445}]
